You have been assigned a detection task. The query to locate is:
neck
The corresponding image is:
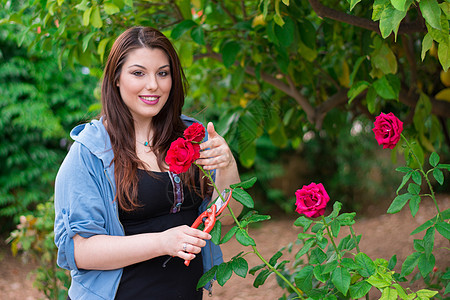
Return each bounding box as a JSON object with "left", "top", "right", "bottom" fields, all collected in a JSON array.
[{"left": 134, "top": 119, "right": 153, "bottom": 144}]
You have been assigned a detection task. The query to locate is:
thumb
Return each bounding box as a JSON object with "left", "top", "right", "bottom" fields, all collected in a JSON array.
[{"left": 207, "top": 122, "right": 219, "bottom": 138}]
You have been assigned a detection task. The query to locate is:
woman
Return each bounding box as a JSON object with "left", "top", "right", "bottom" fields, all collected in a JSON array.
[{"left": 54, "top": 26, "right": 241, "bottom": 300}]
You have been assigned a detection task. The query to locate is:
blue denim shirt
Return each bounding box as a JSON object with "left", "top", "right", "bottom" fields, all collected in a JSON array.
[{"left": 54, "top": 116, "right": 223, "bottom": 299}]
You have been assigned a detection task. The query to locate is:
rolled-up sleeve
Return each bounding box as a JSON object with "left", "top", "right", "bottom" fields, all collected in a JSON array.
[{"left": 54, "top": 143, "right": 109, "bottom": 271}]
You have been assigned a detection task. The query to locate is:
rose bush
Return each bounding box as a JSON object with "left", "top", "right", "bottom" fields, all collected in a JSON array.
[
  {"left": 165, "top": 120, "right": 449, "bottom": 299},
  {"left": 295, "top": 182, "right": 330, "bottom": 218}
]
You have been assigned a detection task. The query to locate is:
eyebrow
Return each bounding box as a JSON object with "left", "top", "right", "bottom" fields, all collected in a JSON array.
[{"left": 128, "top": 64, "right": 170, "bottom": 70}]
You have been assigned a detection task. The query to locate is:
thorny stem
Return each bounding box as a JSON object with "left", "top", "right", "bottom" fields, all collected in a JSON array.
[
  {"left": 400, "top": 134, "right": 442, "bottom": 220},
  {"left": 197, "top": 164, "right": 305, "bottom": 299},
  {"left": 321, "top": 216, "right": 342, "bottom": 262}
]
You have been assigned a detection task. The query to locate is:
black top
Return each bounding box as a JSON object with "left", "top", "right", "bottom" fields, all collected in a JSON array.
[{"left": 115, "top": 170, "right": 204, "bottom": 300}]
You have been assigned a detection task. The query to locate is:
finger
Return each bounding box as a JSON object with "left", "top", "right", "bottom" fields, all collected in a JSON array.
[
  {"left": 178, "top": 251, "right": 196, "bottom": 261},
  {"left": 183, "top": 243, "right": 203, "bottom": 254},
  {"left": 207, "top": 122, "right": 219, "bottom": 139}
]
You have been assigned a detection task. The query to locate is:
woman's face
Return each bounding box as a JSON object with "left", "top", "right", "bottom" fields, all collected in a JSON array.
[{"left": 117, "top": 47, "right": 172, "bottom": 125}]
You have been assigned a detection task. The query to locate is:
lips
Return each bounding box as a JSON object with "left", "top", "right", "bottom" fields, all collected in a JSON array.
[{"left": 139, "top": 95, "right": 160, "bottom": 105}]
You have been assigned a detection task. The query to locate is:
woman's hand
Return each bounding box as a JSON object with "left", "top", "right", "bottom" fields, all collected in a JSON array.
[
  {"left": 161, "top": 225, "right": 211, "bottom": 261},
  {"left": 196, "top": 122, "right": 235, "bottom": 171}
]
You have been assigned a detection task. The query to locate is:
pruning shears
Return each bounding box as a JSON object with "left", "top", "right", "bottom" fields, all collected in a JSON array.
[{"left": 184, "top": 189, "right": 233, "bottom": 266}]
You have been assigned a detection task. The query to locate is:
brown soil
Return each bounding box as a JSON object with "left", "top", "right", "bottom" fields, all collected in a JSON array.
[{"left": 1, "top": 195, "right": 449, "bottom": 300}]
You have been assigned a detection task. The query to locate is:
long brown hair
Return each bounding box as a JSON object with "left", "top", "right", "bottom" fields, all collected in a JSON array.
[{"left": 101, "top": 26, "right": 210, "bottom": 211}]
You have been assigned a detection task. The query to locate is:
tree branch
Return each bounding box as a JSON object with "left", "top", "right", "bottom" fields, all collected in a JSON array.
[
  {"left": 399, "top": 90, "right": 450, "bottom": 118},
  {"left": 211, "top": 0, "right": 238, "bottom": 24},
  {"left": 307, "top": 0, "right": 426, "bottom": 35}
]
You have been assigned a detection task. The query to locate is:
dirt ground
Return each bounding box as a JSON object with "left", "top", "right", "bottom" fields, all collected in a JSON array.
[{"left": 0, "top": 195, "right": 448, "bottom": 300}]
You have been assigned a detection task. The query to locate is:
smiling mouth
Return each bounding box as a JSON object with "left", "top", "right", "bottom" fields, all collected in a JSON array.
[{"left": 139, "top": 96, "right": 160, "bottom": 104}]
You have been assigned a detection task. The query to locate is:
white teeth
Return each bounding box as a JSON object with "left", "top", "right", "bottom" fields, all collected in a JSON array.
[{"left": 141, "top": 96, "right": 158, "bottom": 101}]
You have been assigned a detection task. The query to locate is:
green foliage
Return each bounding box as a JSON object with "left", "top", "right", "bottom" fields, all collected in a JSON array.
[
  {"left": 2, "top": 0, "right": 448, "bottom": 172},
  {"left": 0, "top": 24, "right": 98, "bottom": 230},
  {"left": 7, "top": 198, "right": 70, "bottom": 300}
]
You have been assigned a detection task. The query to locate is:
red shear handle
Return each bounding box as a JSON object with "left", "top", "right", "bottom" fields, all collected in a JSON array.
[{"left": 184, "top": 205, "right": 217, "bottom": 266}]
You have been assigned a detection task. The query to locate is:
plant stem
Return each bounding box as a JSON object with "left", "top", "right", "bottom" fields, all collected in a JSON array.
[
  {"left": 400, "top": 135, "right": 442, "bottom": 220},
  {"left": 349, "top": 225, "right": 361, "bottom": 253},
  {"left": 196, "top": 164, "right": 305, "bottom": 299},
  {"left": 321, "top": 216, "right": 342, "bottom": 262}
]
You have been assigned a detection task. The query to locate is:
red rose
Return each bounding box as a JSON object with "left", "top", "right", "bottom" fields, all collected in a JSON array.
[
  {"left": 372, "top": 112, "right": 403, "bottom": 149},
  {"left": 183, "top": 123, "right": 205, "bottom": 143},
  {"left": 295, "top": 183, "right": 330, "bottom": 218},
  {"left": 165, "top": 138, "right": 200, "bottom": 174}
]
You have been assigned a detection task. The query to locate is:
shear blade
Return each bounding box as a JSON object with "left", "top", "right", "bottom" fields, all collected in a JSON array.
[{"left": 214, "top": 190, "right": 229, "bottom": 211}]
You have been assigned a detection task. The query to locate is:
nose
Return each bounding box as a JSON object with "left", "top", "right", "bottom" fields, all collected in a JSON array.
[{"left": 145, "top": 74, "right": 158, "bottom": 91}]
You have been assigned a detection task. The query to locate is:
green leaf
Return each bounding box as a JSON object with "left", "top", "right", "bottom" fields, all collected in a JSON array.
[
  {"left": 295, "top": 265, "right": 314, "bottom": 291},
  {"left": 90, "top": 5, "right": 103, "bottom": 28},
  {"left": 355, "top": 253, "right": 377, "bottom": 277},
  {"left": 387, "top": 193, "right": 411, "bottom": 214},
  {"left": 210, "top": 220, "right": 222, "bottom": 245},
  {"left": 294, "top": 216, "right": 313, "bottom": 231},
  {"left": 337, "top": 212, "right": 356, "bottom": 226},
  {"left": 232, "top": 188, "right": 254, "bottom": 208},
  {"left": 349, "top": 0, "right": 362, "bottom": 11},
  {"left": 221, "top": 226, "right": 238, "bottom": 244},
  {"left": 438, "top": 163, "right": 450, "bottom": 170},
  {"left": 97, "top": 37, "right": 112, "bottom": 63},
  {"left": 269, "top": 251, "right": 283, "bottom": 265},
  {"left": 416, "top": 289, "right": 439, "bottom": 298},
  {"left": 390, "top": 0, "right": 407, "bottom": 11},
  {"left": 230, "top": 177, "right": 257, "bottom": 189},
  {"left": 216, "top": 262, "right": 233, "bottom": 286},
  {"left": 411, "top": 171, "right": 422, "bottom": 186},
  {"left": 313, "top": 264, "right": 330, "bottom": 283},
  {"left": 421, "top": 34, "right": 434, "bottom": 61},
  {"left": 348, "top": 81, "right": 369, "bottom": 104},
  {"left": 349, "top": 280, "right": 372, "bottom": 299},
  {"left": 433, "top": 168, "right": 444, "bottom": 185},
  {"left": 407, "top": 183, "right": 420, "bottom": 195},
  {"left": 253, "top": 269, "right": 271, "bottom": 287},
  {"left": 396, "top": 166, "right": 413, "bottom": 173},
  {"left": 171, "top": 20, "right": 197, "bottom": 39},
  {"left": 221, "top": 41, "right": 241, "bottom": 68},
  {"left": 331, "top": 267, "right": 351, "bottom": 295},
  {"left": 82, "top": 6, "right": 92, "bottom": 26},
  {"left": 327, "top": 201, "right": 342, "bottom": 219},
  {"left": 235, "top": 229, "right": 256, "bottom": 246},
  {"left": 197, "top": 265, "right": 217, "bottom": 289},
  {"left": 379, "top": 5, "right": 407, "bottom": 40},
  {"left": 439, "top": 42, "right": 450, "bottom": 72},
  {"left": 388, "top": 255, "right": 397, "bottom": 270},
  {"left": 190, "top": 25, "right": 205, "bottom": 45},
  {"left": 249, "top": 263, "right": 265, "bottom": 275},
  {"left": 429, "top": 152, "right": 440, "bottom": 167},
  {"left": 247, "top": 214, "right": 271, "bottom": 224},
  {"left": 296, "top": 239, "right": 315, "bottom": 258},
  {"left": 373, "top": 75, "right": 400, "bottom": 99},
  {"left": 411, "top": 218, "right": 434, "bottom": 235},
  {"left": 232, "top": 257, "right": 248, "bottom": 278},
  {"left": 409, "top": 195, "right": 421, "bottom": 217},
  {"left": 330, "top": 220, "right": 341, "bottom": 237},
  {"left": 310, "top": 248, "right": 327, "bottom": 264},
  {"left": 380, "top": 288, "right": 398, "bottom": 300},
  {"left": 323, "top": 260, "right": 339, "bottom": 274},
  {"left": 423, "top": 227, "right": 435, "bottom": 258},
  {"left": 435, "top": 222, "right": 450, "bottom": 239},
  {"left": 414, "top": 239, "right": 425, "bottom": 252},
  {"left": 401, "top": 252, "right": 421, "bottom": 276},
  {"left": 104, "top": 3, "right": 120, "bottom": 15},
  {"left": 274, "top": 17, "right": 294, "bottom": 47},
  {"left": 419, "top": 0, "right": 442, "bottom": 30},
  {"left": 82, "top": 32, "right": 95, "bottom": 52},
  {"left": 397, "top": 172, "right": 412, "bottom": 194},
  {"left": 418, "top": 253, "right": 435, "bottom": 277}
]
